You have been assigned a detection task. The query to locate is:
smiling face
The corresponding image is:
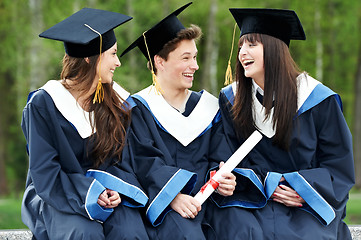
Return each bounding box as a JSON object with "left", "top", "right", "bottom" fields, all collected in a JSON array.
[
  {"left": 96, "top": 42, "right": 121, "bottom": 84},
  {"left": 156, "top": 39, "right": 199, "bottom": 91},
  {"left": 238, "top": 39, "right": 265, "bottom": 88}
]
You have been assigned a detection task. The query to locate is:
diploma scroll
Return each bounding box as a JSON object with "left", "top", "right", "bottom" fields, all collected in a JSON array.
[{"left": 194, "top": 130, "right": 262, "bottom": 205}]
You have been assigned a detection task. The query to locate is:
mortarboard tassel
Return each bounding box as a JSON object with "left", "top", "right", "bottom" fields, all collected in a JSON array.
[
  {"left": 93, "top": 79, "right": 104, "bottom": 103},
  {"left": 84, "top": 24, "right": 104, "bottom": 104},
  {"left": 225, "top": 23, "right": 237, "bottom": 86},
  {"left": 142, "top": 32, "right": 163, "bottom": 94}
]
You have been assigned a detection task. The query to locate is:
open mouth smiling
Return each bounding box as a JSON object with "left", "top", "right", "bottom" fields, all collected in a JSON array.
[{"left": 243, "top": 59, "right": 254, "bottom": 67}]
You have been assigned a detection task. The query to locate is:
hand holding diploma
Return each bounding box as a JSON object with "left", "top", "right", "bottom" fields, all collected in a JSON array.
[
  {"left": 215, "top": 162, "right": 236, "bottom": 196},
  {"left": 194, "top": 130, "right": 263, "bottom": 205}
]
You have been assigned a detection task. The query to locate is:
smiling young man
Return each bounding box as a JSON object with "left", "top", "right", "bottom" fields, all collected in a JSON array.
[{"left": 120, "top": 2, "right": 236, "bottom": 239}]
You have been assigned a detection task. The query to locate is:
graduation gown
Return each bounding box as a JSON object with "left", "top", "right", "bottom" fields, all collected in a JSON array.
[
  {"left": 21, "top": 80, "right": 148, "bottom": 240},
  {"left": 207, "top": 74, "right": 355, "bottom": 240},
  {"left": 127, "top": 85, "right": 220, "bottom": 238}
]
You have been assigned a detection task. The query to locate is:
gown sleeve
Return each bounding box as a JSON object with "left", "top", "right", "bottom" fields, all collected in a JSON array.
[
  {"left": 21, "top": 92, "right": 115, "bottom": 222},
  {"left": 265, "top": 96, "right": 355, "bottom": 225},
  {"left": 127, "top": 99, "right": 197, "bottom": 226},
  {"left": 207, "top": 90, "right": 267, "bottom": 208}
]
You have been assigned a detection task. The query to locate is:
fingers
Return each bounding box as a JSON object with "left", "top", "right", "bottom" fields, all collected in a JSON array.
[
  {"left": 106, "top": 190, "right": 121, "bottom": 208},
  {"left": 170, "top": 194, "right": 201, "bottom": 219},
  {"left": 98, "top": 189, "right": 122, "bottom": 208},
  {"left": 97, "top": 190, "right": 110, "bottom": 206},
  {"left": 104, "top": 197, "right": 121, "bottom": 208},
  {"left": 272, "top": 185, "right": 305, "bottom": 207},
  {"left": 107, "top": 189, "right": 121, "bottom": 202},
  {"left": 219, "top": 161, "right": 225, "bottom": 168},
  {"left": 182, "top": 197, "right": 201, "bottom": 219},
  {"left": 217, "top": 172, "right": 236, "bottom": 196}
]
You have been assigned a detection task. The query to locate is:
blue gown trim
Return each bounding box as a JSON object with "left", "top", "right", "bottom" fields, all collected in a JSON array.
[
  {"left": 214, "top": 167, "right": 267, "bottom": 208},
  {"left": 86, "top": 170, "right": 148, "bottom": 208},
  {"left": 222, "top": 82, "right": 342, "bottom": 116},
  {"left": 233, "top": 168, "right": 267, "bottom": 208},
  {"left": 265, "top": 172, "right": 335, "bottom": 225},
  {"left": 124, "top": 95, "right": 136, "bottom": 110},
  {"left": 284, "top": 172, "right": 336, "bottom": 225},
  {"left": 297, "top": 84, "right": 342, "bottom": 116},
  {"left": 132, "top": 94, "right": 168, "bottom": 133},
  {"left": 84, "top": 179, "right": 112, "bottom": 222},
  {"left": 264, "top": 172, "right": 283, "bottom": 199},
  {"left": 146, "top": 169, "right": 197, "bottom": 227},
  {"left": 27, "top": 89, "right": 38, "bottom": 103},
  {"left": 222, "top": 85, "right": 235, "bottom": 106}
]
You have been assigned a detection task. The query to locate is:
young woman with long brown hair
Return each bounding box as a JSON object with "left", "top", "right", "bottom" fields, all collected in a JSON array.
[
  {"left": 21, "top": 8, "right": 148, "bottom": 240},
  {"left": 207, "top": 8, "right": 355, "bottom": 240}
]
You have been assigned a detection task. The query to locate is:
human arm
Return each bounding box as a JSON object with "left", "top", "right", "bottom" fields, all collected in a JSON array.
[
  {"left": 21, "top": 91, "right": 111, "bottom": 221},
  {"left": 207, "top": 89, "right": 267, "bottom": 208},
  {"left": 127, "top": 99, "right": 197, "bottom": 226},
  {"left": 170, "top": 193, "right": 201, "bottom": 219},
  {"left": 265, "top": 96, "right": 354, "bottom": 225}
]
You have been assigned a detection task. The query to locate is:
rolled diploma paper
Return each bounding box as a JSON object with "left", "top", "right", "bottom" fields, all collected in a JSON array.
[{"left": 194, "top": 130, "right": 262, "bottom": 204}]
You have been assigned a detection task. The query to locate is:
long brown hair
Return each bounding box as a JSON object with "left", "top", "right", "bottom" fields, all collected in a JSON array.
[
  {"left": 232, "top": 33, "right": 301, "bottom": 150},
  {"left": 61, "top": 54, "right": 131, "bottom": 167}
]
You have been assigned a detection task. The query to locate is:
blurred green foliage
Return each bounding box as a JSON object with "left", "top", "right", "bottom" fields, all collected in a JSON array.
[{"left": 0, "top": 0, "right": 360, "bottom": 195}]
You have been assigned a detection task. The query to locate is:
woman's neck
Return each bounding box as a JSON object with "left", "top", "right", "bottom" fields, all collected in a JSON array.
[{"left": 253, "top": 78, "right": 264, "bottom": 90}]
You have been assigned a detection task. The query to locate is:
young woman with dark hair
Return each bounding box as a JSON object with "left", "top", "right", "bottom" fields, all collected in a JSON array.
[
  {"left": 207, "top": 8, "right": 355, "bottom": 240},
  {"left": 21, "top": 8, "right": 148, "bottom": 240}
]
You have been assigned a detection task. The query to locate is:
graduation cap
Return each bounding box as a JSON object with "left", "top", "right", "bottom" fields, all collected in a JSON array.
[
  {"left": 39, "top": 8, "right": 132, "bottom": 58},
  {"left": 229, "top": 8, "right": 306, "bottom": 46},
  {"left": 120, "top": 2, "right": 192, "bottom": 60},
  {"left": 223, "top": 9, "right": 306, "bottom": 85}
]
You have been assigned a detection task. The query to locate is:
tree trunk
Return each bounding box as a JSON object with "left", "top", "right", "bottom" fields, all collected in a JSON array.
[
  {"left": 353, "top": 30, "right": 361, "bottom": 189},
  {"left": 124, "top": 0, "right": 138, "bottom": 92},
  {"left": 314, "top": 1, "right": 323, "bottom": 82},
  {"left": 200, "top": 0, "right": 218, "bottom": 95},
  {"left": 0, "top": 71, "right": 13, "bottom": 196},
  {"left": 324, "top": 1, "right": 336, "bottom": 88},
  {"left": 0, "top": 107, "right": 9, "bottom": 195},
  {"left": 29, "top": 0, "right": 44, "bottom": 90}
]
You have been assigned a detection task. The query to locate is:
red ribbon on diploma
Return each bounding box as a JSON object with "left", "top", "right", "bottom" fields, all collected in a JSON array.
[{"left": 200, "top": 170, "right": 219, "bottom": 193}]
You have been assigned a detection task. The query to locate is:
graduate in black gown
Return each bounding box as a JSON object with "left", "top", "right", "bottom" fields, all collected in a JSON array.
[
  {"left": 120, "top": 2, "right": 236, "bottom": 239},
  {"left": 206, "top": 8, "right": 355, "bottom": 240},
  {"left": 21, "top": 8, "right": 149, "bottom": 240}
]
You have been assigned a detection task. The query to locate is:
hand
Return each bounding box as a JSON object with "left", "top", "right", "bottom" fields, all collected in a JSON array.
[
  {"left": 105, "top": 189, "right": 121, "bottom": 208},
  {"left": 271, "top": 179, "right": 305, "bottom": 207},
  {"left": 97, "top": 189, "right": 121, "bottom": 208},
  {"left": 97, "top": 190, "right": 110, "bottom": 207},
  {"left": 170, "top": 193, "right": 201, "bottom": 219},
  {"left": 216, "top": 162, "right": 236, "bottom": 196}
]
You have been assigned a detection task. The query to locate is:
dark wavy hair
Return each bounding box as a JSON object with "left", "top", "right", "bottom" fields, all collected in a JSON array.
[
  {"left": 61, "top": 54, "right": 130, "bottom": 167},
  {"left": 232, "top": 33, "right": 301, "bottom": 150}
]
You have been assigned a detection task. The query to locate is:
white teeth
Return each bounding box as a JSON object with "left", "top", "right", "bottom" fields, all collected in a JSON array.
[
  {"left": 184, "top": 73, "right": 193, "bottom": 77},
  {"left": 243, "top": 60, "right": 254, "bottom": 65},
  {"left": 110, "top": 70, "right": 114, "bottom": 73}
]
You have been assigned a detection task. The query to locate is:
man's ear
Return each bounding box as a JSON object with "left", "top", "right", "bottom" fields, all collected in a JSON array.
[
  {"left": 154, "top": 55, "right": 164, "bottom": 71},
  {"left": 84, "top": 57, "right": 90, "bottom": 64}
]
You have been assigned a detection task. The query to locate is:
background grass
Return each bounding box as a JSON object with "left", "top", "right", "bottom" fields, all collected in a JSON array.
[
  {"left": 345, "top": 189, "right": 361, "bottom": 225},
  {"left": 1, "top": 189, "right": 360, "bottom": 229},
  {"left": 0, "top": 198, "right": 27, "bottom": 229}
]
